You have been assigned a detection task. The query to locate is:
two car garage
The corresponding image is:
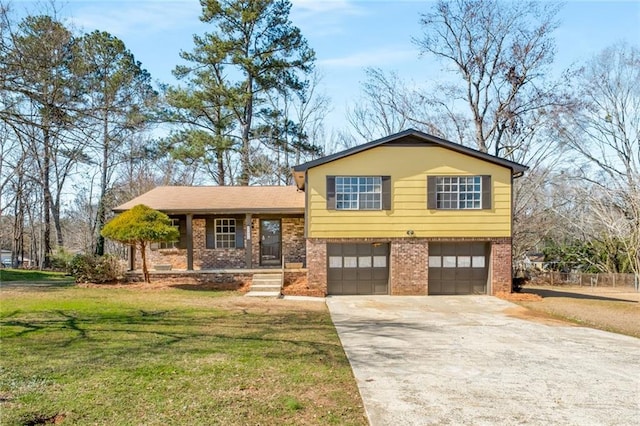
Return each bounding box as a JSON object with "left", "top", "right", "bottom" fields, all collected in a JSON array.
[{"left": 326, "top": 242, "right": 490, "bottom": 295}]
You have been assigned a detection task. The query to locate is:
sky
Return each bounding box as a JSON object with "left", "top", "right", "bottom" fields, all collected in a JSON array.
[{"left": 9, "top": 0, "right": 640, "bottom": 136}]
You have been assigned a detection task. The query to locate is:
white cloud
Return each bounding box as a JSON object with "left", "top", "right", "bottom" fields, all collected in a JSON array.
[
  {"left": 318, "top": 47, "right": 419, "bottom": 68},
  {"left": 291, "top": 0, "right": 364, "bottom": 16},
  {"left": 66, "top": 1, "right": 201, "bottom": 38}
]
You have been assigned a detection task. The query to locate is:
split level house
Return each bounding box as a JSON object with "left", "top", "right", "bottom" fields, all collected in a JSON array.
[{"left": 114, "top": 129, "right": 527, "bottom": 295}]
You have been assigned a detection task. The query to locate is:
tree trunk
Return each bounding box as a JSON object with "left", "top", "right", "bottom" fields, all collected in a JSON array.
[
  {"left": 95, "top": 114, "right": 110, "bottom": 256},
  {"left": 52, "top": 194, "right": 63, "bottom": 248},
  {"left": 239, "top": 77, "right": 254, "bottom": 186},
  {"left": 139, "top": 241, "right": 150, "bottom": 283},
  {"left": 42, "top": 128, "right": 52, "bottom": 269}
]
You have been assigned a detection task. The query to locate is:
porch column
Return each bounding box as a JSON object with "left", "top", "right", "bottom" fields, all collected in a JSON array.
[
  {"left": 245, "top": 213, "right": 252, "bottom": 268},
  {"left": 186, "top": 214, "right": 193, "bottom": 270},
  {"left": 128, "top": 245, "right": 135, "bottom": 271}
]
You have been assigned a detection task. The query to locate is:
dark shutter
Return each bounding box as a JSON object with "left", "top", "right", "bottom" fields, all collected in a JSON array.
[
  {"left": 326, "top": 176, "right": 336, "bottom": 210},
  {"left": 427, "top": 176, "right": 437, "bottom": 209},
  {"left": 235, "top": 219, "right": 244, "bottom": 249},
  {"left": 178, "top": 218, "right": 187, "bottom": 249},
  {"left": 382, "top": 176, "right": 391, "bottom": 210},
  {"left": 205, "top": 219, "right": 215, "bottom": 249},
  {"left": 481, "top": 175, "right": 492, "bottom": 210}
]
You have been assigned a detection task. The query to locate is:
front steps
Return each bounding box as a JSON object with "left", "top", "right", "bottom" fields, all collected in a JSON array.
[{"left": 245, "top": 273, "right": 283, "bottom": 297}]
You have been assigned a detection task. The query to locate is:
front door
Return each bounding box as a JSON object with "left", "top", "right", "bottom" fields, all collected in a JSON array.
[{"left": 260, "top": 219, "right": 281, "bottom": 266}]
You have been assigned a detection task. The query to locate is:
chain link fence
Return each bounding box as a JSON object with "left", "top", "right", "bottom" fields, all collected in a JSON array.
[{"left": 530, "top": 271, "right": 639, "bottom": 290}]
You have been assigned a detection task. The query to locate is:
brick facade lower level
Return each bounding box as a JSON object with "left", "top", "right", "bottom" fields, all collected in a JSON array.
[
  {"left": 306, "top": 237, "right": 512, "bottom": 296},
  {"left": 134, "top": 215, "right": 305, "bottom": 271}
]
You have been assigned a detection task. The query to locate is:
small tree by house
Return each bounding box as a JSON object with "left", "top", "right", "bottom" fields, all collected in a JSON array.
[{"left": 101, "top": 204, "right": 179, "bottom": 283}]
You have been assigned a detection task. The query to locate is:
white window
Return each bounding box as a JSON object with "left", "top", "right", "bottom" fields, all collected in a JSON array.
[
  {"left": 472, "top": 256, "right": 486, "bottom": 268},
  {"left": 343, "top": 256, "right": 358, "bottom": 268},
  {"left": 443, "top": 256, "right": 457, "bottom": 267},
  {"left": 373, "top": 256, "right": 387, "bottom": 267},
  {"left": 436, "top": 176, "right": 482, "bottom": 209},
  {"left": 159, "top": 218, "right": 180, "bottom": 249},
  {"left": 329, "top": 256, "right": 342, "bottom": 268},
  {"left": 335, "top": 176, "right": 382, "bottom": 210},
  {"left": 215, "top": 218, "right": 236, "bottom": 249}
]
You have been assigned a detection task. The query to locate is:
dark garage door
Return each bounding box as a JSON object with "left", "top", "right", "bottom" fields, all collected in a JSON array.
[
  {"left": 428, "top": 242, "right": 489, "bottom": 295},
  {"left": 327, "top": 243, "right": 389, "bottom": 295}
]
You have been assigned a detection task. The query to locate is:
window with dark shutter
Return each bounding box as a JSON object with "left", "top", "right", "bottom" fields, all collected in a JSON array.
[
  {"left": 332, "top": 176, "right": 384, "bottom": 210},
  {"left": 206, "top": 218, "right": 240, "bottom": 249},
  {"left": 427, "top": 175, "right": 491, "bottom": 210}
]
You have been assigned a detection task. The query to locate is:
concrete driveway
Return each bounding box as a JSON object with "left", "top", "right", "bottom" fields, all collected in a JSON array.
[{"left": 326, "top": 296, "right": 640, "bottom": 426}]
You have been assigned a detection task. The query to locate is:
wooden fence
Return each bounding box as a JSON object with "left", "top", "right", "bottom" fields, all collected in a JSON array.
[{"left": 530, "top": 271, "right": 639, "bottom": 289}]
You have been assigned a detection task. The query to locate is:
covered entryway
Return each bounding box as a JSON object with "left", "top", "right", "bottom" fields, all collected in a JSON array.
[
  {"left": 327, "top": 243, "right": 389, "bottom": 295},
  {"left": 428, "top": 242, "right": 489, "bottom": 294},
  {"left": 260, "top": 219, "right": 281, "bottom": 266}
]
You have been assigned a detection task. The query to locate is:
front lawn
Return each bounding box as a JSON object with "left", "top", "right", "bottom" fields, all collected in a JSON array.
[
  {"left": 518, "top": 285, "right": 640, "bottom": 338},
  {"left": 0, "top": 268, "right": 72, "bottom": 282},
  {"left": 0, "top": 286, "right": 366, "bottom": 425}
]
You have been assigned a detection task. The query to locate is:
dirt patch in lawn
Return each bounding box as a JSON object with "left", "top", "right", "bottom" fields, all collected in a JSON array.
[
  {"left": 282, "top": 276, "right": 324, "bottom": 297},
  {"left": 514, "top": 285, "right": 640, "bottom": 338}
]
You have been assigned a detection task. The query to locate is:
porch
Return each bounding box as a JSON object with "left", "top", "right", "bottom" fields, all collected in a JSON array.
[
  {"left": 129, "top": 214, "right": 306, "bottom": 271},
  {"left": 124, "top": 267, "right": 309, "bottom": 293}
]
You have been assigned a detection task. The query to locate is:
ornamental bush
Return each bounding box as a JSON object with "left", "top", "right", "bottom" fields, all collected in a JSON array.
[{"left": 70, "top": 254, "right": 122, "bottom": 283}]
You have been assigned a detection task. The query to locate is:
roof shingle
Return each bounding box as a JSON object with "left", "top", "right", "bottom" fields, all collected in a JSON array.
[{"left": 113, "top": 186, "right": 304, "bottom": 214}]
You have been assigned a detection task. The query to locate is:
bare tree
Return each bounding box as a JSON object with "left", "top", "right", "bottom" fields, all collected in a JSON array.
[
  {"left": 414, "top": 0, "right": 567, "bottom": 157},
  {"left": 561, "top": 43, "right": 640, "bottom": 277}
]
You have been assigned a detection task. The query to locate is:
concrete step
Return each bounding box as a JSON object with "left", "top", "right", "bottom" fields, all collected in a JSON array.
[
  {"left": 253, "top": 273, "right": 284, "bottom": 280},
  {"left": 245, "top": 291, "right": 282, "bottom": 297},
  {"left": 251, "top": 284, "right": 282, "bottom": 290},
  {"left": 252, "top": 280, "right": 282, "bottom": 286},
  {"left": 246, "top": 272, "right": 284, "bottom": 298}
]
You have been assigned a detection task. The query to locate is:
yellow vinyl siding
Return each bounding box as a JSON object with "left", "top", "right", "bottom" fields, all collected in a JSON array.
[{"left": 306, "top": 146, "right": 512, "bottom": 238}]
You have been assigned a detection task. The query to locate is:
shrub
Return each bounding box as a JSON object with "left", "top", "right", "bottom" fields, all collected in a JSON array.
[
  {"left": 70, "top": 254, "right": 122, "bottom": 283},
  {"left": 51, "top": 248, "right": 75, "bottom": 272}
]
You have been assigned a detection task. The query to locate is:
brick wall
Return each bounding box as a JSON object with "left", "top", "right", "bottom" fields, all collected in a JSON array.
[
  {"left": 305, "top": 237, "right": 513, "bottom": 296},
  {"left": 490, "top": 239, "right": 512, "bottom": 294},
  {"left": 306, "top": 239, "right": 327, "bottom": 294},
  {"left": 390, "top": 240, "right": 428, "bottom": 295},
  {"left": 136, "top": 215, "right": 304, "bottom": 271},
  {"left": 282, "top": 217, "right": 306, "bottom": 265}
]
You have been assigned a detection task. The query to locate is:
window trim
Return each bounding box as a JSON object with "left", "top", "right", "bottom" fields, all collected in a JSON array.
[
  {"left": 327, "top": 175, "right": 391, "bottom": 211},
  {"left": 427, "top": 175, "right": 491, "bottom": 210},
  {"left": 159, "top": 218, "right": 182, "bottom": 249},
  {"left": 214, "top": 218, "right": 236, "bottom": 249}
]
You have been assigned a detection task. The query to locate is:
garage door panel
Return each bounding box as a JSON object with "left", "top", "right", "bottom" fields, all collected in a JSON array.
[
  {"left": 429, "top": 242, "right": 489, "bottom": 295},
  {"left": 327, "top": 243, "right": 389, "bottom": 295},
  {"left": 358, "top": 269, "right": 372, "bottom": 280},
  {"left": 373, "top": 268, "right": 387, "bottom": 280},
  {"left": 341, "top": 281, "right": 357, "bottom": 294}
]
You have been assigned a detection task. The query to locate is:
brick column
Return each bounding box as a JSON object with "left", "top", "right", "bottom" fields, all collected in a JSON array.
[
  {"left": 390, "top": 239, "right": 428, "bottom": 295},
  {"left": 491, "top": 240, "right": 512, "bottom": 294},
  {"left": 306, "top": 239, "right": 327, "bottom": 295}
]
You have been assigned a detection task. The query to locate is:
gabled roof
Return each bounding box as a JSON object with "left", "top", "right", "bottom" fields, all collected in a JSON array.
[
  {"left": 292, "top": 129, "right": 528, "bottom": 189},
  {"left": 113, "top": 186, "right": 304, "bottom": 214}
]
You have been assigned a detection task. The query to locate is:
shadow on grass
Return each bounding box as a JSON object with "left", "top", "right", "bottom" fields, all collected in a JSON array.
[
  {"left": 523, "top": 287, "right": 638, "bottom": 303},
  {"left": 1, "top": 309, "right": 348, "bottom": 367},
  {"left": 0, "top": 281, "right": 75, "bottom": 292}
]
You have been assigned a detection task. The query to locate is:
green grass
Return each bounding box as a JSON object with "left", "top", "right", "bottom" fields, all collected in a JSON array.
[
  {"left": 0, "top": 268, "right": 72, "bottom": 282},
  {"left": 0, "top": 286, "right": 366, "bottom": 425}
]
